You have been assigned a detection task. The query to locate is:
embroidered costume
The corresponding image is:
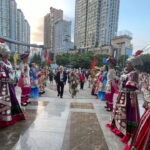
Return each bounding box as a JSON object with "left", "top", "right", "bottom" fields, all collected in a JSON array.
[
  {"left": 0, "top": 41, "right": 25, "bottom": 128},
  {"left": 106, "top": 50, "right": 143, "bottom": 144},
  {"left": 18, "top": 52, "right": 31, "bottom": 106},
  {"left": 105, "top": 57, "right": 117, "bottom": 111},
  {"left": 29, "top": 64, "right": 38, "bottom": 99},
  {"left": 124, "top": 75, "right": 150, "bottom": 150}
]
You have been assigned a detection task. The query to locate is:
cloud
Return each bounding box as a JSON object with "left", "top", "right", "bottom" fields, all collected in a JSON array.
[{"left": 31, "top": 17, "right": 44, "bottom": 44}]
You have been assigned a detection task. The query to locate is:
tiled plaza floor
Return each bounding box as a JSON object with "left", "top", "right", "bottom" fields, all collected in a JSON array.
[{"left": 0, "top": 82, "right": 145, "bottom": 150}]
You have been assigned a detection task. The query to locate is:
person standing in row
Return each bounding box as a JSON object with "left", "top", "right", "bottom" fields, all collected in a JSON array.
[
  {"left": 0, "top": 41, "right": 25, "bottom": 128},
  {"left": 55, "top": 66, "right": 67, "bottom": 98},
  {"left": 105, "top": 57, "right": 117, "bottom": 111},
  {"left": 106, "top": 51, "right": 143, "bottom": 144},
  {"left": 29, "top": 63, "right": 38, "bottom": 99},
  {"left": 18, "top": 52, "right": 31, "bottom": 106},
  {"left": 124, "top": 70, "right": 150, "bottom": 150},
  {"left": 99, "top": 65, "right": 108, "bottom": 101}
]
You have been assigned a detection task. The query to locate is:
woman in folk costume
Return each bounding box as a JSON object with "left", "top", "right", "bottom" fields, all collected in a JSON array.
[
  {"left": 99, "top": 65, "right": 108, "bottom": 100},
  {"left": 18, "top": 52, "right": 31, "bottom": 106},
  {"left": 38, "top": 69, "right": 46, "bottom": 95},
  {"left": 106, "top": 50, "right": 143, "bottom": 144},
  {"left": 124, "top": 74, "right": 150, "bottom": 150},
  {"left": 105, "top": 57, "right": 117, "bottom": 111},
  {"left": 0, "top": 41, "right": 25, "bottom": 128},
  {"left": 29, "top": 63, "right": 38, "bottom": 99}
]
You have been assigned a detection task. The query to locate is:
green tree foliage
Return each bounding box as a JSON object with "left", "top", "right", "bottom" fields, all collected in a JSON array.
[
  {"left": 31, "top": 54, "right": 41, "bottom": 66},
  {"left": 55, "top": 51, "right": 109, "bottom": 69},
  {"left": 95, "top": 54, "right": 109, "bottom": 66},
  {"left": 136, "top": 54, "right": 150, "bottom": 73}
]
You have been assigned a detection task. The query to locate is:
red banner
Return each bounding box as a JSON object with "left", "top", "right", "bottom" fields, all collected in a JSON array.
[
  {"left": 48, "top": 57, "right": 51, "bottom": 64},
  {"left": 44, "top": 50, "right": 47, "bottom": 59},
  {"left": 91, "top": 61, "right": 94, "bottom": 69}
]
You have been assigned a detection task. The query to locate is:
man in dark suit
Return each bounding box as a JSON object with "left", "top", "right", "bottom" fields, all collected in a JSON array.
[{"left": 55, "top": 66, "right": 67, "bottom": 98}]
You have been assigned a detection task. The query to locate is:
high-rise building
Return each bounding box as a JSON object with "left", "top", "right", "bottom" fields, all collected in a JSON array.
[
  {"left": 44, "top": 7, "right": 63, "bottom": 51},
  {"left": 44, "top": 13, "right": 51, "bottom": 48},
  {"left": 24, "top": 19, "right": 30, "bottom": 50},
  {"left": 0, "top": 0, "right": 30, "bottom": 54},
  {"left": 74, "top": 0, "right": 120, "bottom": 49},
  {"left": 55, "top": 20, "right": 73, "bottom": 51},
  {"left": 9, "top": 0, "right": 17, "bottom": 54},
  {"left": 0, "top": 0, "right": 10, "bottom": 37},
  {"left": 16, "top": 9, "right": 24, "bottom": 54}
]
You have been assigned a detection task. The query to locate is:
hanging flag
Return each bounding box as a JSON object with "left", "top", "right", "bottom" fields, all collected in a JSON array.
[
  {"left": 0, "top": 39, "right": 5, "bottom": 43},
  {"left": 103, "top": 58, "right": 107, "bottom": 64},
  {"left": 48, "top": 57, "right": 51, "bottom": 64},
  {"left": 13, "top": 52, "right": 18, "bottom": 66},
  {"left": 44, "top": 50, "right": 47, "bottom": 59},
  {"left": 94, "top": 56, "right": 97, "bottom": 62},
  {"left": 91, "top": 61, "right": 94, "bottom": 69}
]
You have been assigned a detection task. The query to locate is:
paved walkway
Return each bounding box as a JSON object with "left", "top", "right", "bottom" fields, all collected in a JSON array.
[{"left": 1, "top": 81, "right": 145, "bottom": 150}]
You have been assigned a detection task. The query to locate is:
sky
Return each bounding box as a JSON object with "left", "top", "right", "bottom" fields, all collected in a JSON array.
[{"left": 16, "top": 0, "right": 150, "bottom": 51}]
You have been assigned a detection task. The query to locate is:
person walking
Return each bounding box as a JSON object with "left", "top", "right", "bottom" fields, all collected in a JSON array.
[
  {"left": 55, "top": 66, "right": 67, "bottom": 98},
  {"left": 18, "top": 52, "right": 31, "bottom": 106},
  {"left": 79, "top": 72, "right": 85, "bottom": 90},
  {"left": 48, "top": 69, "right": 54, "bottom": 85},
  {"left": 69, "top": 71, "right": 79, "bottom": 98},
  {"left": 0, "top": 41, "right": 25, "bottom": 128}
]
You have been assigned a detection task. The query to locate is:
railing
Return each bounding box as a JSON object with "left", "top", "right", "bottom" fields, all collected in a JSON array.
[{"left": 0, "top": 35, "right": 50, "bottom": 49}]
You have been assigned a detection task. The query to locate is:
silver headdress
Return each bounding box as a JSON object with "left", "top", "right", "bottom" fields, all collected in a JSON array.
[
  {"left": 0, "top": 42, "right": 10, "bottom": 57},
  {"left": 126, "top": 50, "right": 143, "bottom": 67}
]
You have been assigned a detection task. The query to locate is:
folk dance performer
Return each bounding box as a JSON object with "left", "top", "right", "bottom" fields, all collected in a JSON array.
[
  {"left": 0, "top": 41, "right": 25, "bottom": 128},
  {"left": 18, "top": 52, "right": 31, "bottom": 106},
  {"left": 106, "top": 50, "right": 143, "bottom": 144},
  {"left": 29, "top": 63, "right": 38, "bottom": 99},
  {"left": 124, "top": 73, "right": 150, "bottom": 150},
  {"left": 105, "top": 57, "right": 117, "bottom": 111}
]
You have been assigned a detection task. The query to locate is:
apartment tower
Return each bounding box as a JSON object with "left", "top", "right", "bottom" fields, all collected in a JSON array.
[
  {"left": 74, "top": 0, "right": 120, "bottom": 49},
  {"left": 44, "top": 7, "right": 63, "bottom": 51}
]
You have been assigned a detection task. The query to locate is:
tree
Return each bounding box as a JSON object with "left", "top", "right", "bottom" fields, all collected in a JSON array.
[
  {"left": 55, "top": 52, "right": 109, "bottom": 69},
  {"left": 31, "top": 54, "right": 42, "bottom": 66},
  {"left": 95, "top": 54, "right": 109, "bottom": 66},
  {"left": 136, "top": 54, "right": 150, "bottom": 73},
  {"left": 117, "top": 55, "right": 129, "bottom": 68}
]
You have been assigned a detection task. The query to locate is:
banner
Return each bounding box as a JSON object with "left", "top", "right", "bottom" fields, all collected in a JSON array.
[
  {"left": 103, "top": 58, "right": 107, "bottom": 64},
  {"left": 48, "top": 58, "right": 51, "bottom": 64},
  {"left": 91, "top": 61, "right": 94, "bottom": 69},
  {"left": 44, "top": 50, "right": 47, "bottom": 59},
  {"left": 13, "top": 52, "right": 18, "bottom": 66}
]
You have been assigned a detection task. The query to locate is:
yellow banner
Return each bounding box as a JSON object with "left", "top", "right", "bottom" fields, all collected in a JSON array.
[{"left": 13, "top": 52, "right": 18, "bottom": 66}]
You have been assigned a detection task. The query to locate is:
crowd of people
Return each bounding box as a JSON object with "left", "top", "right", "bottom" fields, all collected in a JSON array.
[{"left": 0, "top": 40, "right": 150, "bottom": 150}]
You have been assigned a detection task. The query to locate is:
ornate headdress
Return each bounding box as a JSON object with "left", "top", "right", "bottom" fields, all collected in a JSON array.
[
  {"left": 126, "top": 50, "right": 143, "bottom": 67},
  {"left": 20, "top": 52, "right": 30, "bottom": 59},
  {"left": 0, "top": 39, "right": 10, "bottom": 57},
  {"left": 107, "top": 56, "right": 117, "bottom": 65}
]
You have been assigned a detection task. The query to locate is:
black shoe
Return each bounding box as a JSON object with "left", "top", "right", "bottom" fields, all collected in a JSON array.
[
  {"left": 106, "top": 108, "right": 112, "bottom": 112},
  {"left": 57, "top": 94, "right": 60, "bottom": 97},
  {"left": 27, "top": 101, "right": 31, "bottom": 104},
  {"left": 60, "top": 96, "right": 63, "bottom": 98},
  {"left": 21, "top": 102, "right": 28, "bottom": 106}
]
